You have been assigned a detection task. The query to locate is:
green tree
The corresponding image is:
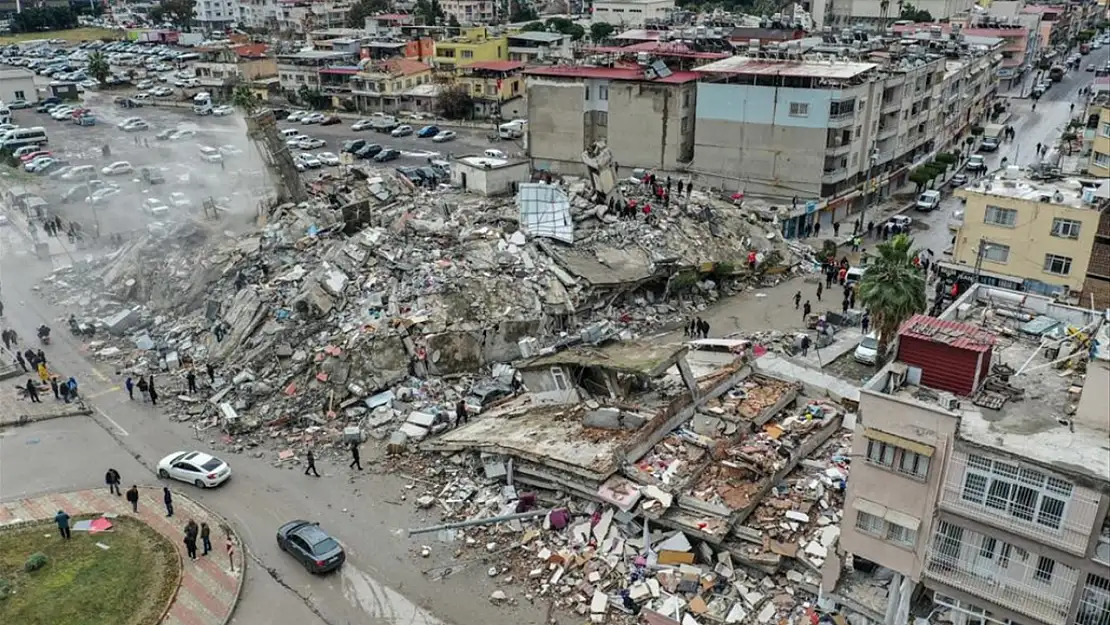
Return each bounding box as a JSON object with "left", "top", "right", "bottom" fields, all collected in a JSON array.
[
  {"left": 521, "top": 21, "right": 547, "bottom": 32},
  {"left": 1077, "top": 29, "right": 1095, "bottom": 43},
  {"left": 153, "top": 0, "right": 196, "bottom": 30},
  {"left": 87, "top": 51, "right": 110, "bottom": 85},
  {"left": 899, "top": 3, "right": 932, "bottom": 22},
  {"left": 509, "top": 5, "right": 538, "bottom": 22},
  {"left": 436, "top": 85, "right": 474, "bottom": 119},
  {"left": 857, "top": 234, "right": 926, "bottom": 354},
  {"left": 590, "top": 22, "right": 616, "bottom": 41},
  {"left": 908, "top": 167, "right": 933, "bottom": 192},
  {"left": 346, "top": 0, "right": 389, "bottom": 28},
  {"left": 414, "top": 0, "right": 443, "bottom": 25},
  {"left": 544, "top": 17, "right": 585, "bottom": 40},
  {"left": 231, "top": 84, "right": 260, "bottom": 114}
]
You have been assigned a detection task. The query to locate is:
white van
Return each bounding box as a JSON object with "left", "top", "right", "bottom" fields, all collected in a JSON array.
[
  {"left": 497, "top": 121, "right": 525, "bottom": 139},
  {"left": 845, "top": 266, "right": 867, "bottom": 285},
  {"left": 280, "top": 128, "right": 300, "bottom": 139},
  {"left": 1, "top": 126, "right": 47, "bottom": 149},
  {"left": 915, "top": 190, "right": 941, "bottom": 212},
  {"left": 483, "top": 148, "right": 507, "bottom": 159},
  {"left": 198, "top": 146, "right": 223, "bottom": 163}
]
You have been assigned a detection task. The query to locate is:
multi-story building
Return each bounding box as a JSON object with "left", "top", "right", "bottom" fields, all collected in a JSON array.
[
  {"left": 1081, "top": 209, "right": 1110, "bottom": 309},
  {"left": 455, "top": 61, "right": 525, "bottom": 119},
  {"left": 824, "top": 0, "right": 972, "bottom": 26},
  {"left": 524, "top": 65, "right": 698, "bottom": 176},
  {"left": 441, "top": 0, "right": 495, "bottom": 26},
  {"left": 949, "top": 171, "right": 1108, "bottom": 300},
  {"left": 276, "top": 50, "right": 356, "bottom": 93},
  {"left": 591, "top": 0, "right": 675, "bottom": 27},
  {"left": 895, "top": 22, "right": 1037, "bottom": 91},
  {"left": 193, "top": 0, "right": 239, "bottom": 27},
  {"left": 1091, "top": 106, "right": 1110, "bottom": 181},
  {"left": 837, "top": 286, "right": 1110, "bottom": 625},
  {"left": 0, "top": 0, "right": 67, "bottom": 15},
  {"left": 193, "top": 43, "right": 277, "bottom": 91},
  {"left": 1023, "top": 5, "right": 1071, "bottom": 53},
  {"left": 506, "top": 31, "right": 571, "bottom": 63},
  {"left": 349, "top": 58, "right": 434, "bottom": 112},
  {"left": 433, "top": 27, "right": 508, "bottom": 71},
  {"left": 239, "top": 0, "right": 351, "bottom": 33}
]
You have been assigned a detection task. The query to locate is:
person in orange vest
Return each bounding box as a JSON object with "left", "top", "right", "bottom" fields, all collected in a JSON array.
[{"left": 837, "top": 266, "right": 848, "bottom": 285}]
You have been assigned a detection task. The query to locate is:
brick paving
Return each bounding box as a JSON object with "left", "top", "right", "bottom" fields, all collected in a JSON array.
[{"left": 0, "top": 487, "right": 244, "bottom": 625}]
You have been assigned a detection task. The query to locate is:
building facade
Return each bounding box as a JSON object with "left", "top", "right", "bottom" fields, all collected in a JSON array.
[
  {"left": 276, "top": 50, "right": 356, "bottom": 93},
  {"left": 440, "top": 0, "right": 495, "bottom": 26},
  {"left": 349, "top": 58, "right": 434, "bottom": 112},
  {"left": 1091, "top": 106, "right": 1110, "bottom": 181},
  {"left": 591, "top": 0, "right": 675, "bottom": 27},
  {"left": 0, "top": 69, "right": 36, "bottom": 104},
  {"left": 951, "top": 172, "right": 1106, "bottom": 298},
  {"left": 433, "top": 27, "right": 508, "bottom": 71},
  {"left": 507, "top": 31, "right": 571, "bottom": 63},
  {"left": 194, "top": 44, "right": 277, "bottom": 90},
  {"left": 525, "top": 65, "right": 697, "bottom": 177},
  {"left": 455, "top": 61, "right": 525, "bottom": 119},
  {"left": 825, "top": 0, "right": 972, "bottom": 26},
  {"left": 194, "top": 0, "right": 239, "bottom": 27}
]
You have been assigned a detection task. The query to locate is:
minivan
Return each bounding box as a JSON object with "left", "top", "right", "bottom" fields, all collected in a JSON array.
[
  {"left": 199, "top": 146, "right": 223, "bottom": 163},
  {"left": 915, "top": 190, "right": 941, "bottom": 212},
  {"left": 483, "top": 149, "right": 507, "bottom": 159},
  {"left": 0, "top": 126, "right": 47, "bottom": 149},
  {"left": 280, "top": 128, "right": 300, "bottom": 139}
]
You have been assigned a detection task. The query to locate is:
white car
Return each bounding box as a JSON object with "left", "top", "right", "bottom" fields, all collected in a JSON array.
[
  {"left": 199, "top": 146, "right": 224, "bottom": 163},
  {"left": 297, "top": 152, "right": 322, "bottom": 168},
  {"left": 432, "top": 130, "right": 457, "bottom": 143},
  {"left": 297, "top": 137, "right": 325, "bottom": 149},
  {"left": 351, "top": 119, "right": 375, "bottom": 131},
  {"left": 169, "top": 192, "right": 191, "bottom": 208},
  {"left": 117, "top": 116, "right": 145, "bottom": 129},
  {"left": 62, "top": 165, "right": 97, "bottom": 180},
  {"left": 287, "top": 110, "right": 308, "bottom": 122},
  {"left": 24, "top": 157, "right": 55, "bottom": 173},
  {"left": 888, "top": 215, "right": 913, "bottom": 229},
  {"left": 122, "top": 120, "right": 149, "bottom": 131},
  {"left": 316, "top": 151, "right": 340, "bottom": 166},
  {"left": 853, "top": 333, "right": 883, "bottom": 365},
  {"left": 86, "top": 186, "right": 121, "bottom": 203},
  {"left": 169, "top": 128, "right": 196, "bottom": 140},
  {"left": 391, "top": 124, "right": 413, "bottom": 137},
  {"left": 211, "top": 105, "right": 234, "bottom": 116},
  {"left": 301, "top": 112, "right": 326, "bottom": 124},
  {"left": 151, "top": 86, "right": 173, "bottom": 97},
  {"left": 102, "top": 161, "right": 133, "bottom": 176},
  {"left": 285, "top": 134, "right": 308, "bottom": 147},
  {"left": 157, "top": 450, "right": 231, "bottom": 488},
  {"left": 50, "top": 107, "right": 75, "bottom": 120},
  {"left": 136, "top": 79, "right": 153, "bottom": 89},
  {"left": 142, "top": 197, "right": 170, "bottom": 217}
]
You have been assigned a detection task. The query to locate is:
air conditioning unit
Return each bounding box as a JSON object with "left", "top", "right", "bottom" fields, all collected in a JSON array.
[{"left": 938, "top": 393, "right": 960, "bottom": 411}]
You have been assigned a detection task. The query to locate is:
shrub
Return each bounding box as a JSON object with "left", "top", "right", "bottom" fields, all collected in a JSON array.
[
  {"left": 0, "top": 578, "right": 11, "bottom": 599},
  {"left": 712, "top": 261, "right": 735, "bottom": 277},
  {"left": 24, "top": 553, "right": 48, "bottom": 573}
]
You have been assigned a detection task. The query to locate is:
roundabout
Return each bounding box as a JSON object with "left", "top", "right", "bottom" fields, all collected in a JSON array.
[{"left": 0, "top": 487, "right": 244, "bottom": 625}]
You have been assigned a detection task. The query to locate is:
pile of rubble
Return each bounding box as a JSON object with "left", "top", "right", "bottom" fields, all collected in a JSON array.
[{"left": 39, "top": 165, "right": 809, "bottom": 457}]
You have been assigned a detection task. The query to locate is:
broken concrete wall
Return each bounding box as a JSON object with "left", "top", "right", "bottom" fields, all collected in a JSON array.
[
  {"left": 424, "top": 320, "right": 544, "bottom": 376},
  {"left": 210, "top": 288, "right": 266, "bottom": 361},
  {"left": 349, "top": 334, "right": 410, "bottom": 391}
]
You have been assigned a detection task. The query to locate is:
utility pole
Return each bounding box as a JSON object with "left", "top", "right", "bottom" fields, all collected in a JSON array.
[{"left": 973, "top": 237, "right": 988, "bottom": 285}]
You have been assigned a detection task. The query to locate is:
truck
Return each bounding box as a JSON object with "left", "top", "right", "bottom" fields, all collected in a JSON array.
[
  {"left": 1080, "top": 42, "right": 1091, "bottom": 55},
  {"left": 497, "top": 120, "right": 526, "bottom": 139},
  {"left": 979, "top": 123, "right": 1004, "bottom": 151},
  {"left": 1048, "top": 65, "right": 1065, "bottom": 82}
]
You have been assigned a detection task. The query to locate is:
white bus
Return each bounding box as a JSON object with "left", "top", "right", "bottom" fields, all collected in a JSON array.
[{"left": 0, "top": 126, "right": 47, "bottom": 150}]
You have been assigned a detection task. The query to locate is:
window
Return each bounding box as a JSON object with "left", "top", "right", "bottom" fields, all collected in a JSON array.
[
  {"left": 856, "top": 511, "right": 884, "bottom": 535},
  {"left": 550, "top": 367, "right": 569, "bottom": 391},
  {"left": 596, "top": 111, "right": 607, "bottom": 127},
  {"left": 866, "top": 440, "right": 895, "bottom": 467},
  {"left": 959, "top": 454, "right": 1073, "bottom": 531},
  {"left": 1094, "top": 152, "right": 1110, "bottom": 168},
  {"left": 788, "top": 102, "right": 809, "bottom": 117},
  {"left": 984, "top": 205, "right": 1018, "bottom": 227},
  {"left": 979, "top": 536, "right": 997, "bottom": 559},
  {"left": 13, "top": 90, "right": 24, "bottom": 100},
  {"left": 886, "top": 523, "right": 917, "bottom": 547},
  {"left": 1102, "top": 122, "right": 1110, "bottom": 138},
  {"left": 898, "top": 451, "right": 930, "bottom": 479},
  {"left": 830, "top": 99, "right": 856, "bottom": 117},
  {"left": 982, "top": 243, "right": 1010, "bottom": 263},
  {"left": 598, "top": 85, "right": 608, "bottom": 101},
  {"left": 681, "top": 116, "right": 689, "bottom": 133},
  {"left": 998, "top": 542, "right": 1012, "bottom": 567},
  {"left": 584, "top": 86, "right": 590, "bottom": 100},
  {"left": 1051, "top": 218, "right": 1082, "bottom": 239},
  {"left": 1034, "top": 555, "right": 1055, "bottom": 583},
  {"left": 1044, "top": 254, "right": 1073, "bottom": 276},
  {"left": 461, "top": 50, "right": 473, "bottom": 59}
]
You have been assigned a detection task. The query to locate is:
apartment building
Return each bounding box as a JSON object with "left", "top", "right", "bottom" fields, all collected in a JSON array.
[
  {"left": 455, "top": 61, "right": 525, "bottom": 119},
  {"left": 949, "top": 171, "right": 1108, "bottom": 300},
  {"left": 276, "top": 50, "right": 356, "bottom": 93},
  {"left": 591, "top": 0, "right": 675, "bottom": 27},
  {"left": 824, "top": 0, "right": 972, "bottom": 26},
  {"left": 193, "top": 43, "right": 277, "bottom": 90},
  {"left": 440, "top": 0, "right": 495, "bottom": 26},
  {"left": 895, "top": 22, "right": 1037, "bottom": 91},
  {"left": 433, "top": 27, "right": 507, "bottom": 71},
  {"left": 507, "top": 31, "right": 571, "bottom": 63},
  {"left": 1080, "top": 209, "right": 1110, "bottom": 310},
  {"left": 524, "top": 65, "right": 697, "bottom": 176},
  {"left": 349, "top": 58, "right": 434, "bottom": 113},
  {"left": 837, "top": 285, "right": 1110, "bottom": 625},
  {"left": 193, "top": 0, "right": 239, "bottom": 27},
  {"left": 1091, "top": 106, "right": 1110, "bottom": 181}
]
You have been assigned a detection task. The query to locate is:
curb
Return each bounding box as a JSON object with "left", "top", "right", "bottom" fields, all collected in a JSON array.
[
  {"left": 0, "top": 405, "right": 94, "bottom": 429},
  {"left": 174, "top": 488, "right": 248, "bottom": 625}
]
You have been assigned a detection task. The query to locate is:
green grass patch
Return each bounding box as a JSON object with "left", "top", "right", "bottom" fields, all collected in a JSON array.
[
  {"left": 0, "top": 516, "right": 179, "bottom": 625},
  {"left": 0, "top": 27, "right": 122, "bottom": 44}
]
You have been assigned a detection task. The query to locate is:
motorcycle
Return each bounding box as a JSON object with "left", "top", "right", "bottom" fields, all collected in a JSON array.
[{"left": 37, "top": 325, "right": 51, "bottom": 345}]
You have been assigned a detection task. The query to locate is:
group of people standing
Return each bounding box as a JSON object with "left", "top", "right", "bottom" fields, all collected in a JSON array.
[{"left": 684, "top": 317, "right": 711, "bottom": 339}]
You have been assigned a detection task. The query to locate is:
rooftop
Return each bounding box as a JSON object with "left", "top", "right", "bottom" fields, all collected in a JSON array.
[
  {"left": 960, "top": 168, "right": 1108, "bottom": 209},
  {"left": 693, "top": 57, "right": 877, "bottom": 80},
  {"left": 522, "top": 341, "right": 688, "bottom": 377},
  {"left": 523, "top": 65, "right": 698, "bottom": 83},
  {"left": 0, "top": 68, "right": 34, "bottom": 80},
  {"left": 867, "top": 284, "right": 1110, "bottom": 485},
  {"left": 898, "top": 314, "right": 996, "bottom": 353},
  {"left": 463, "top": 60, "right": 526, "bottom": 72},
  {"left": 507, "top": 31, "right": 566, "bottom": 43},
  {"left": 458, "top": 155, "right": 510, "bottom": 168},
  {"left": 278, "top": 50, "right": 354, "bottom": 61},
  {"left": 589, "top": 41, "right": 731, "bottom": 60}
]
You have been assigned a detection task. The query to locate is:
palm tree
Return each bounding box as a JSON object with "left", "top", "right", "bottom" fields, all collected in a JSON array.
[
  {"left": 231, "top": 84, "right": 260, "bottom": 115},
  {"left": 87, "top": 52, "right": 110, "bottom": 85},
  {"left": 857, "top": 233, "right": 927, "bottom": 354}
]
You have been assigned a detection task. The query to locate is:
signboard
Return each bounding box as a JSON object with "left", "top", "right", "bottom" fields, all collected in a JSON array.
[{"left": 805, "top": 200, "right": 818, "bottom": 214}]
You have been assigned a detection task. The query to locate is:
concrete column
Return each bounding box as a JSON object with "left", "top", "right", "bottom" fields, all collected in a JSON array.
[
  {"left": 884, "top": 572, "right": 903, "bottom": 625},
  {"left": 895, "top": 573, "right": 913, "bottom": 625}
]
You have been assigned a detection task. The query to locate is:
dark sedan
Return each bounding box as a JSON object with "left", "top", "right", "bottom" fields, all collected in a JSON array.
[
  {"left": 276, "top": 520, "right": 345, "bottom": 574},
  {"left": 374, "top": 148, "right": 401, "bottom": 162},
  {"left": 320, "top": 115, "right": 342, "bottom": 126},
  {"left": 342, "top": 139, "right": 366, "bottom": 153},
  {"left": 355, "top": 143, "right": 383, "bottom": 159}
]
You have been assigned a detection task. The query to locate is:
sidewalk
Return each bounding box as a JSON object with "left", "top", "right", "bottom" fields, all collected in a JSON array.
[{"left": 0, "top": 486, "right": 244, "bottom": 625}]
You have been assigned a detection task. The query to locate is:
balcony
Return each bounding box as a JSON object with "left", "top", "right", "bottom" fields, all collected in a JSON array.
[
  {"left": 877, "top": 124, "right": 897, "bottom": 140},
  {"left": 881, "top": 99, "right": 901, "bottom": 114},
  {"left": 938, "top": 451, "right": 1101, "bottom": 557},
  {"left": 828, "top": 111, "right": 855, "bottom": 128},
  {"left": 826, "top": 139, "right": 852, "bottom": 155},
  {"left": 822, "top": 168, "right": 849, "bottom": 183},
  {"left": 924, "top": 521, "right": 1078, "bottom": 625}
]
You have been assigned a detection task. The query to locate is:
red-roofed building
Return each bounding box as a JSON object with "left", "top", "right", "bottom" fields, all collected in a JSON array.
[
  {"left": 350, "top": 58, "right": 435, "bottom": 114},
  {"left": 524, "top": 64, "right": 698, "bottom": 176},
  {"left": 194, "top": 44, "right": 277, "bottom": 91},
  {"left": 458, "top": 61, "right": 526, "bottom": 118},
  {"left": 896, "top": 314, "right": 997, "bottom": 396}
]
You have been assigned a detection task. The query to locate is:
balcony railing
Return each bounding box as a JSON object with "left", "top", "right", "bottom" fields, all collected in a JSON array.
[
  {"left": 877, "top": 124, "right": 897, "bottom": 140},
  {"left": 822, "top": 168, "right": 848, "bottom": 183},
  {"left": 881, "top": 99, "right": 901, "bottom": 114},
  {"left": 828, "top": 112, "right": 854, "bottom": 127},
  {"left": 826, "top": 140, "right": 852, "bottom": 155}
]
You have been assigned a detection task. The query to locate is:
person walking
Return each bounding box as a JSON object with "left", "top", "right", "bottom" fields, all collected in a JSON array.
[
  {"left": 137, "top": 375, "right": 149, "bottom": 401},
  {"left": 206, "top": 362, "right": 216, "bottom": 384},
  {"left": 184, "top": 520, "right": 198, "bottom": 560},
  {"left": 861, "top": 312, "right": 871, "bottom": 335},
  {"left": 125, "top": 376, "right": 134, "bottom": 400},
  {"left": 349, "top": 441, "right": 362, "bottom": 471},
  {"left": 304, "top": 449, "right": 320, "bottom": 477},
  {"left": 149, "top": 384, "right": 159, "bottom": 406},
  {"left": 698, "top": 318, "right": 710, "bottom": 339},
  {"left": 793, "top": 291, "right": 801, "bottom": 310},
  {"left": 66, "top": 377, "right": 78, "bottom": 402},
  {"left": 833, "top": 222, "right": 840, "bottom": 237},
  {"left": 50, "top": 376, "right": 60, "bottom": 400},
  {"left": 800, "top": 334, "right": 811, "bottom": 357},
  {"left": 15, "top": 351, "right": 26, "bottom": 372},
  {"left": 225, "top": 529, "right": 236, "bottom": 572},
  {"left": 126, "top": 485, "right": 140, "bottom": 512},
  {"left": 105, "top": 468, "right": 121, "bottom": 496},
  {"left": 55, "top": 510, "right": 71, "bottom": 540},
  {"left": 186, "top": 369, "right": 197, "bottom": 394},
  {"left": 456, "top": 399, "right": 468, "bottom": 426},
  {"left": 25, "top": 379, "right": 40, "bottom": 403},
  {"left": 802, "top": 300, "right": 812, "bottom": 321},
  {"left": 816, "top": 282, "right": 823, "bottom": 302},
  {"left": 163, "top": 486, "right": 174, "bottom": 517},
  {"left": 200, "top": 522, "right": 212, "bottom": 556}
]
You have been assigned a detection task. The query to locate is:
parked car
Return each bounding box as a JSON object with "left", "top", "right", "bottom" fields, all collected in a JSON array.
[
  {"left": 157, "top": 451, "right": 232, "bottom": 488},
  {"left": 142, "top": 197, "right": 170, "bottom": 217},
  {"left": 8, "top": 99, "right": 32, "bottom": 109},
  {"left": 915, "top": 190, "right": 941, "bottom": 212},
  {"left": 141, "top": 167, "right": 165, "bottom": 185},
  {"left": 211, "top": 105, "right": 234, "bottom": 116},
  {"left": 169, "top": 192, "right": 191, "bottom": 208},
  {"left": 416, "top": 125, "right": 440, "bottom": 138},
  {"left": 301, "top": 112, "right": 326, "bottom": 124},
  {"left": 431, "top": 130, "right": 456, "bottom": 143},
  {"left": 297, "top": 153, "right": 322, "bottom": 168},
  {"left": 24, "top": 156, "right": 57, "bottom": 173},
  {"left": 374, "top": 148, "right": 401, "bottom": 162},
  {"left": 101, "top": 161, "right": 133, "bottom": 176},
  {"left": 391, "top": 124, "right": 413, "bottom": 137},
  {"left": 316, "top": 151, "right": 340, "bottom": 166},
  {"left": 342, "top": 139, "right": 365, "bottom": 153},
  {"left": 355, "top": 143, "right": 383, "bottom": 159},
  {"left": 86, "top": 186, "right": 121, "bottom": 203},
  {"left": 978, "top": 136, "right": 1000, "bottom": 152},
  {"left": 351, "top": 118, "right": 375, "bottom": 131},
  {"left": 297, "top": 137, "right": 326, "bottom": 150},
  {"left": 19, "top": 150, "right": 51, "bottom": 162},
  {"left": 966, "top": 155, "right": 986, "bottom": 172},
  {"left": 287, "top": 110, "right": 308, "bottom": 122},
  {"left": 121, "top": 119, "right": 149, "bottom": 131},
  {"left": 949, "top": 172, "right": 968, "bottom": 188},
  {"left": 319, "top": 115, "right": 341, "bottom": 126},
  {"left": 888, "top": 215, "right": 912, "bottom": 230},
  {"left": 276, "top": 520, "right": 345, "bottom": 574},
  {"left": 853, "top": 333, "right": 885, "bottom": 365}
]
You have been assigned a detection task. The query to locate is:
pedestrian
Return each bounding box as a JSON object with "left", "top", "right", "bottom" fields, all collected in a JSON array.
[
  {"left": 833, "top": 222, "right": 840, "bottom": 237},
  {"left": 15, "top": 351, "right": 27, "bottom": 372},
  {"left": 55, "top": 510, "right": 71, "bottom": 540},
  {"left": 37, "top": 361, "right": 49, "bottom": 384},
  {"left": 849, "top": 291, "right": 856, "bottom": 309},
  {"left": 186, "top": 369, "right": 197, "bottom": 394},
  {"left": 304, "top": 449, "right": 320, "bottom": 477},
  {"left": 138, "top": 375, "right": 149, "bottom": 401},
  {"left": 802, "top": 300, "right": 812, "bottom": 321},
  {"left": 201, "top": 522, "right": 212, "bottom": 556},
  {"left": 1, "top": 329, "right": 9, "bottom": 350},
  {"left": 25, "top": 349, "right": 36, "bottom": 369},
  {"left": 816, "top": 282, "right": 823, "bottom": 302},
  {"left": 126, "top": 485, "right": 139, "bottom": 512},
  {"left": 206, "top": 362, "right": 215, "bottom": 384},
  {"left": 842, "top": 297, "right": 850, "bottom": 314},
  {"left": 184, "top": 520, "right": 198, "bottom": 560},
  {"left": 861, "top": 313, "right": 871, "bottom": 334},
  {"left": 838, "top": 266, "right": 848, "bottom": 285},
  {"left": 793, "top": 291, "right": 801, "bottom": 309},
  {"left": 105, "top": 468, "right": 121, "bottom": 495},
  {"left": 225, "top": 529, "right": 236, "bottom": 572},
  {"left": 66, "top": 377, "right": 78, "bottom": 399},
  {"left": 349, "top": 441, "right": 362, "bottom": 470},
  {"left": 163, "top": 486, "right": 174, "bottom": 517},
  {"left": 853, "top": 219, "right": 861, "bottom": 235},
  {"left": 694, "top": 317, "right": 704, "bottom": 338},
  {"left": 125, "top": 376, "right": 134, "bottom": 400},
  {"left": 149, "top": 385, "right": 158, "bottom": 406},
  {"left": 25, "top": 378, "right": 40, "bottom": 403},
  {"left": 800, "top": 334, "right": 811, "bottom": 357},
  {"left": 699, "top": 318, "right": 710, "bottom": 339},
  {"left": 813, "top": 222, "right": 821, "bottom": 238},
  {"left": 50, "top": 376, "right": 59, "bottom": 400},
  {"left": 456, "top": 399, "right": 468, "bottom": 426}
]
